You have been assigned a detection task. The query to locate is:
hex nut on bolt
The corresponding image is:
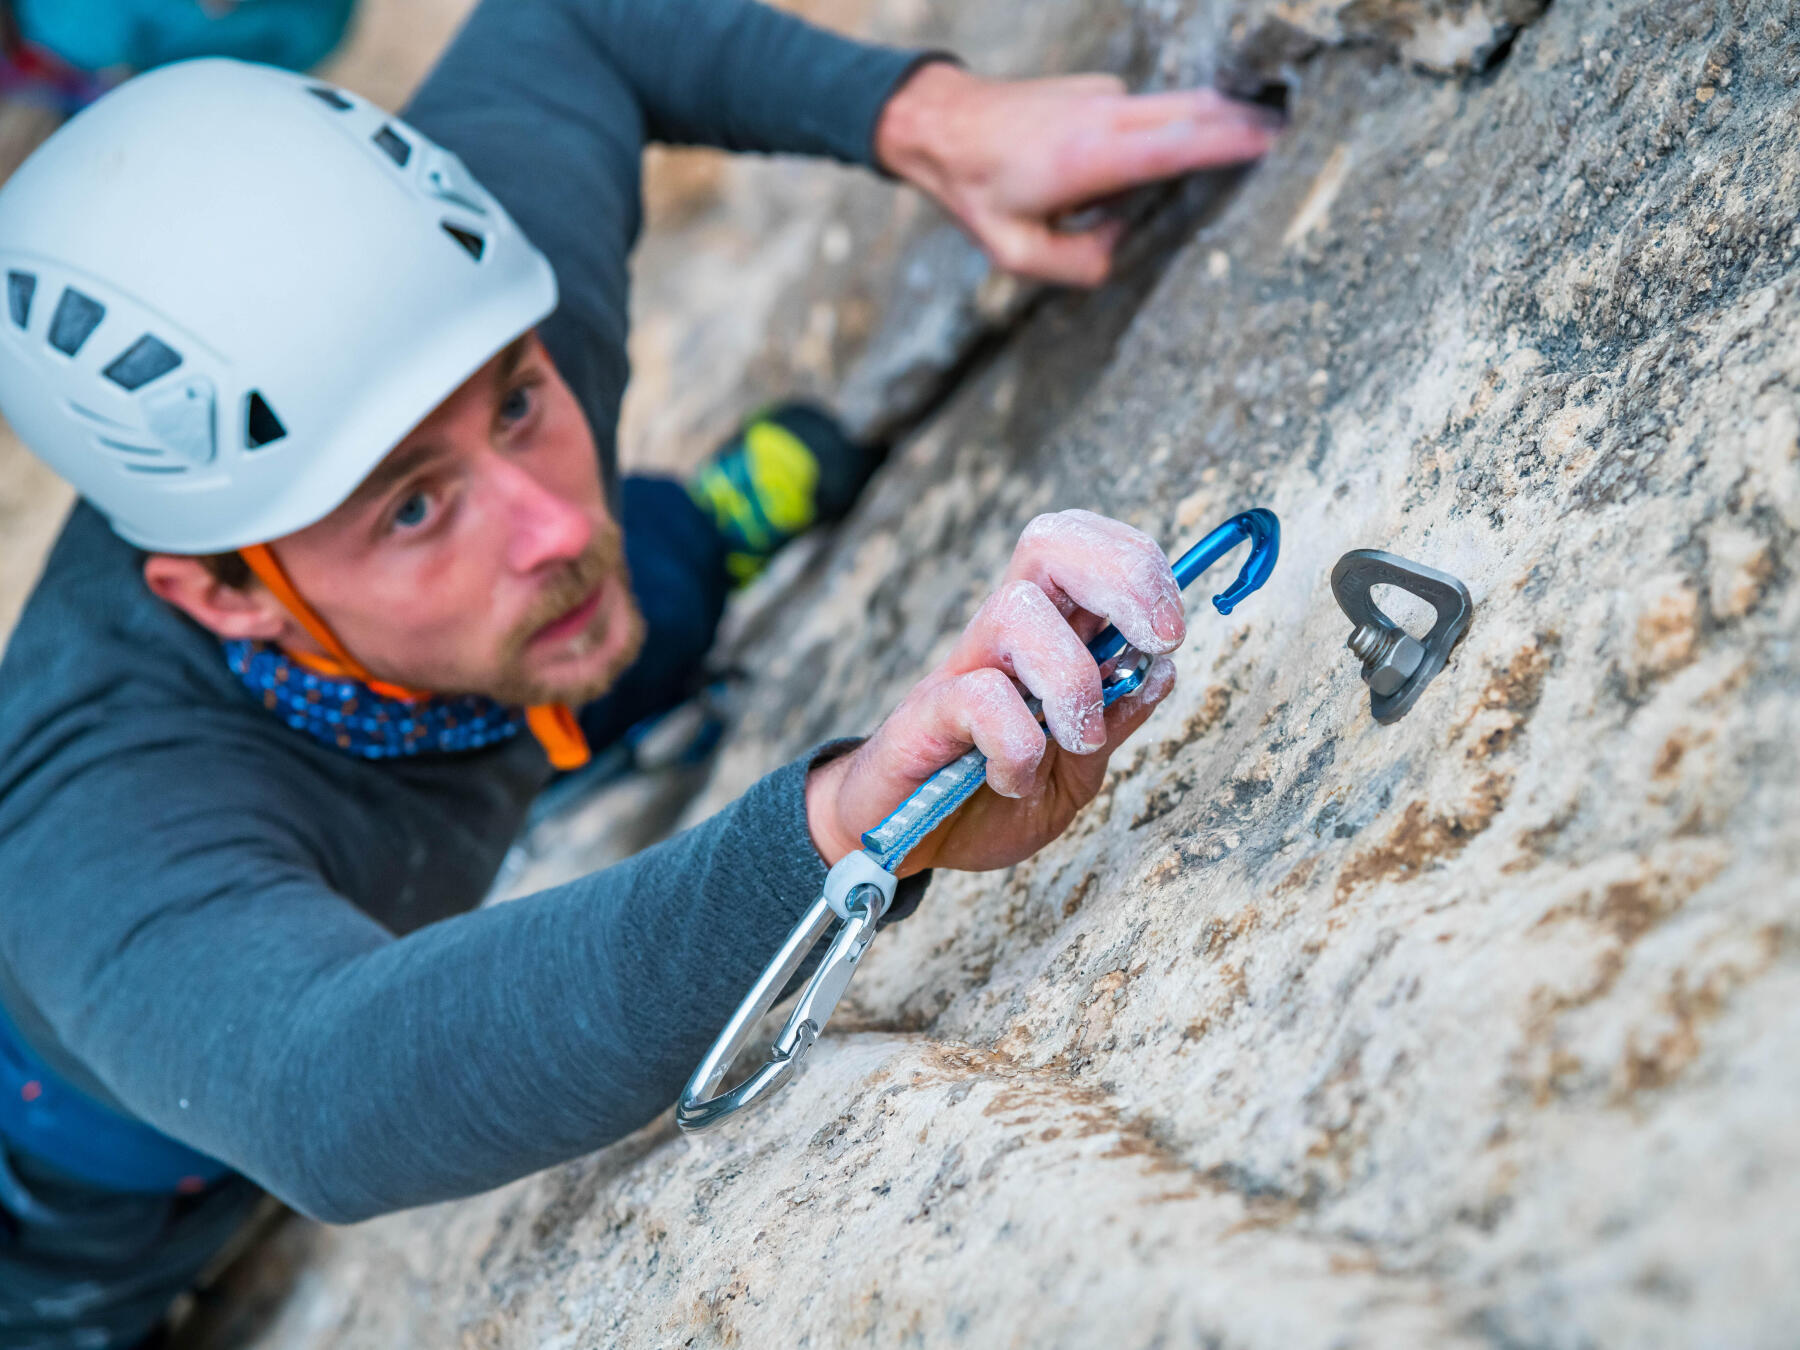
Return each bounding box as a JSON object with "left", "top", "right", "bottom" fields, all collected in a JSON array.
[
  {"left": 1331, "top": 550, "right": 1474, "bottom": 724},
  {"left": 1350, "top": 625, "right": 1426, "bottom": 697}
]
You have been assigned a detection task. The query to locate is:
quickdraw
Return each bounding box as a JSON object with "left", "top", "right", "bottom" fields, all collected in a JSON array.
[{"left": 677, "top": 508, "right": 1281, "bottom": 1132}]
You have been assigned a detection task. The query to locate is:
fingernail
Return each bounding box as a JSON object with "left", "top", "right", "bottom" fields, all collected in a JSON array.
[
  {"left": 1153, "top": 596, "right": 1186, "bottom": 645},
  {"left": 1080, "top": 700, "right": 1107, "bottom": 752},
  {"left": 1218, "top": 104, "right": 1281, "bottom": 131},
  {"left": 1144, "top": 657, "right": 1176, "bottom": 703}
]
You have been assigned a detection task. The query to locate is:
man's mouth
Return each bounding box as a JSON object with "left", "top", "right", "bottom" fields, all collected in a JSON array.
[{"left": 531, "top": 578, "right": 608, "bottom": 648}]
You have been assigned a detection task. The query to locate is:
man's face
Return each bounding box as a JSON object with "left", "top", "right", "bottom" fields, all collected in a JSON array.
[{"left": 271, "top": 333, "right": 645, "bottom": 706}]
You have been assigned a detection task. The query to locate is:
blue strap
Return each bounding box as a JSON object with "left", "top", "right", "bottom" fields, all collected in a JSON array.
[{"left": 0, "top": 1000, "right": 229, "bottom": 1196}]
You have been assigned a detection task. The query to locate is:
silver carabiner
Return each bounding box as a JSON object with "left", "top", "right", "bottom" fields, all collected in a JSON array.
[{"left": 677, "top": 850, "right": 897, "bottom": 1132}]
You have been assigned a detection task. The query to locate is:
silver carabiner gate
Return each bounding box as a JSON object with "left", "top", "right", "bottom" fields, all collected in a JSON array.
[{"left": 677, "top": 851, "right": 897, "bottom": 1132}]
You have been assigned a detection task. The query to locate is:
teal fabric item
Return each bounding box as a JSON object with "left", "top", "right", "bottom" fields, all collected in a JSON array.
[
  {"left": 13, "top": 0, "right": 356, "bottom": 74},
  {"left": 0, "top": 998, "right": 230, "bottom": 1195}
]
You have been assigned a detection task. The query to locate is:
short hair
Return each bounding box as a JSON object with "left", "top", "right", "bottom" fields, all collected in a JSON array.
[{"left": 196, "top": 551, "right": 253, "bottom": 589}]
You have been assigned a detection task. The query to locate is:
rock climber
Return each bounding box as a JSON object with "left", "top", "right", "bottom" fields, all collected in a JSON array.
[{"left": 0, "top": 1, "right": 1278, "bottom": 1344}]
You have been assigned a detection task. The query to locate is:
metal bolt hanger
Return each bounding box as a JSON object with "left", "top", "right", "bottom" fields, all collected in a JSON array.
[{"left": 1330, "top": 550, "right": 1472, "bottom": 724}]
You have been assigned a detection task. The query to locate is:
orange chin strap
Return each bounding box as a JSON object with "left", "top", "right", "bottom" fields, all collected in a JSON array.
[
  {"left": 236, "top": 544, "right": 591, "bottom": 771},
  {"left": 236, "top": 544, "right": 424, "bottom": 701}
]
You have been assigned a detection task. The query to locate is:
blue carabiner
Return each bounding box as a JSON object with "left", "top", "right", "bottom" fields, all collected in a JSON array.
[
  {"left": 859, "top": 506, "right": 1282, "bottom": 868},
  {"left": 1088, "top": 508, "right": 1281, "bottom": 699}
]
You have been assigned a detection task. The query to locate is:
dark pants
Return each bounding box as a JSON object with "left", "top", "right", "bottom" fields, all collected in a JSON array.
[{"left": 576, "top": 475, "right": 733, "bottom": 753}]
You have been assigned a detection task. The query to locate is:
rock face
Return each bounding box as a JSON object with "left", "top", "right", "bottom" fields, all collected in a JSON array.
[{"left": 199, "top": 0, "right": 1800, "bottom": 1345}]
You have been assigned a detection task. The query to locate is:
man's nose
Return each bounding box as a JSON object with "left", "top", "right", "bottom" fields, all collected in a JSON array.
[{"left": 494, "top": 457, "right": 593, "bottom": 574}]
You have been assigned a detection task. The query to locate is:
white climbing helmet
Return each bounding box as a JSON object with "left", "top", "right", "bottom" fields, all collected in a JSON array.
[{"left": 0, "top": 58, "right": 557, "bottom": 554}]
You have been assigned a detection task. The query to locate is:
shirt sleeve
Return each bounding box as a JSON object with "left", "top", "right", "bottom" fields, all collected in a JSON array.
[
  {"left": 0, "top": 744, "right": 860, "bottom": 1223},
  {"left": 412, "top": 0, "right": 939, "bottom": 167}
]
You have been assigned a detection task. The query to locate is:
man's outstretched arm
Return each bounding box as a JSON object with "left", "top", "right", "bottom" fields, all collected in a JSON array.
[
  {"left": 410, "top": 0, "right": 1279, "bottom": 281},
  {"left": 0, "top": 743, "right": 842, "bottom": 1223},
  {"left": 0, "top": 512, "right": 1181, "bottom": 1223},
  {"left": 406, "top": 0, "right": 927, "bottom": 198},
  {"left": 546, "top": 0, "right": 940, "bottom": 165},
  {"left": 542, "top": 0, "right": 1283, "bottom": 283}
]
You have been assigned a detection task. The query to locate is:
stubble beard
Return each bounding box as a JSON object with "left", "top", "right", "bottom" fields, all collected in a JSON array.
[{"left": 482, "top": 527, "right": 646, "bottom": 708}]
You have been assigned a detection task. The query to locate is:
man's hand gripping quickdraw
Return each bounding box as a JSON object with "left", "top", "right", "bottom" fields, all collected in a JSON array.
[{"left": 678, "top": 509, "right": 1280, "bottom": 1133}]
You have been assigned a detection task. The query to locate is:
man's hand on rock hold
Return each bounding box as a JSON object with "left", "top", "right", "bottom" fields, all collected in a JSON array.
[
  {"left": 805, "top": 510, "right": 1182, "bottom": 875},
  {"left": 875, "top": 62, "right": 1282, "bottom": 286}
]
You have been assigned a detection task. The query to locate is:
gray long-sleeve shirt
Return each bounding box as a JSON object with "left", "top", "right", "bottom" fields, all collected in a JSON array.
[{"left": 0, "top": 2, "right": 934, "bottom": 1342}]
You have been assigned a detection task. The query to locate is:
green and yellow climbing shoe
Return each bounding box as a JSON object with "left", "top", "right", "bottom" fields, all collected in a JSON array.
[{"left": 687, "top": 403, "right": 882, "bottom": 587}]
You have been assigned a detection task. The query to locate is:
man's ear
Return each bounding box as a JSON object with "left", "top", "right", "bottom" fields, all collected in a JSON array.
[{"left": 143, "top": 554, "right": 290, "bottom": 642}]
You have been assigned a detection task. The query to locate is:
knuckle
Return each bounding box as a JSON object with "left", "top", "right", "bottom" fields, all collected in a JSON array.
[
  {"left": 970, "top": 587, "right": 1008, "bottom": 626},
  {"left": 964, "top": 666, "right": 1016, "bottom": 702},
  {"left": 1021, "top": 509, "right": 1097, "bottom": 555},
  {"left": 988, "top": 235, "right": 1030, "bottom": 272},
  {"left": 991, "top": 578, "right": 1054, "bottom": 631},
  {"left": 1006, "top": 578, "right": 1056, "bottom": 619},
  {"left": 1132, "top": 554, "right": 1176, "bottom": 596},
  {"left": 1121, "top": 519, "right": 1161, "bottom": 554}
]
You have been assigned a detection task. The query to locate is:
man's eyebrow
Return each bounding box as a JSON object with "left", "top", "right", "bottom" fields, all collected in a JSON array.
[
  {"left": 491, "top": 333, "right": 532, "bottom": 394},
  {"left": 341, "top": 441, "right": 446, "bottom": 516}
]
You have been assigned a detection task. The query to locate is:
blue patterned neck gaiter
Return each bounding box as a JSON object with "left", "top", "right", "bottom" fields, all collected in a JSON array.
[{"left": 224, "top": 640, "right": 528, "bottom": 760}]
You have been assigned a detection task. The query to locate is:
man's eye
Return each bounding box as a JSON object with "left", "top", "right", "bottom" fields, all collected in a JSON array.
[
  {"left": 392, "top": 492, "right": 432, "bottom": 530},
  {"left": 499, "top": 385, "right": 533, "bottom": 424}
]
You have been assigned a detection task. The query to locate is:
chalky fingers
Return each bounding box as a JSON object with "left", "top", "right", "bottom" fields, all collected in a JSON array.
[
  {"left": 1005, "top": 508, "right": 1187, "bottom": 656},
  {"left": 946, "top": 579, "right": 1108, "bottom": 754},
  {"left": 913, "top": 668, "right": 1048, "bottom": 799}
]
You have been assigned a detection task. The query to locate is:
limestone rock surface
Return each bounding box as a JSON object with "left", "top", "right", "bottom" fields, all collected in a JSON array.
[{"left": 194, "top": 0, "right": 1800, "bottom": 1345}]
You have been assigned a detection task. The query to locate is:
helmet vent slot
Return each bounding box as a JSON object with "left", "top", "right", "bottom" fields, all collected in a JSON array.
[
  {"left": 48, "top": 288, "right": 105, "bottom": 356},
  {"left": 98, "top": 437, "right": 167, "bottom": 460},
  {"left": 69, "top": 400, "right": 131, "bottom": 429},
  {"left": 442, "top": 222, "right": 486, "bottom": 260},
  {"left": 104, "top": 335, "right": 183, "bottom": 391},
  {"left": 245, "top": 391, "right": 287, "bottom": 449},
  {"left": 308, "top": 85, "right": 352, "bottom": 111},
  {"left": 372, "top": 125, "right": 412, "bottom": 168},
  {"left": 7, "top": 271, "right": 36, "bottom": 328}
]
